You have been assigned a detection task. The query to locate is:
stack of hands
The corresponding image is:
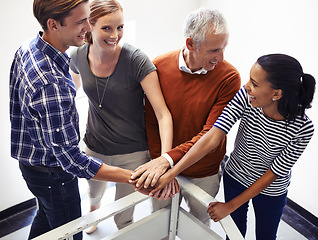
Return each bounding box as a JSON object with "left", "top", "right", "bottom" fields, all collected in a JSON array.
[
  {"left": 128, "top": 157, "right": 228, "bottom": 222},
  {"left": 129, "top": 157, "right": 179, "bottom": 200}
]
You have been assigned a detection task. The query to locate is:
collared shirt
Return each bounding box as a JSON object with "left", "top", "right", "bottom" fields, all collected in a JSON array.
[
  {"left": 178, "top": 48, "right": 207, "bottom": 74},
  {"left": 9, "top": 32, "right": 102, "bottom": 179}
]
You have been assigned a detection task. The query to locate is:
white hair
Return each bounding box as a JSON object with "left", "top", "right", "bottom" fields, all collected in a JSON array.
[{"left": 183, "top": 8, "right": 228, "bottom": 49}]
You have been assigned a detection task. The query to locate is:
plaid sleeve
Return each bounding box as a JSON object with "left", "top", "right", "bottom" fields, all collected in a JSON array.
[{"left": 30, "top": 82, "right": 102, "bottom": 179}]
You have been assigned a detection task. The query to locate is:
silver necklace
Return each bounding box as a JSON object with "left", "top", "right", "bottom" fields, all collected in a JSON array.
[
  {"left": 94, "top": 53, "right": 116, "bottom": 108},
  {"left": 95, "top": 75, "right": 110, "bottom": 108}
]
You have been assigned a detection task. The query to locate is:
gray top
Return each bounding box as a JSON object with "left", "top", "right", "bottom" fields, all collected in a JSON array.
[{"left": 70, "top": 43, "right": 156, "bottom": 155}]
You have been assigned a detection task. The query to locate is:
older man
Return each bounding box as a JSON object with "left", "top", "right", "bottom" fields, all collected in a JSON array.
[{"left": 131, "top": 7, "right": 241, "bottom": 225}]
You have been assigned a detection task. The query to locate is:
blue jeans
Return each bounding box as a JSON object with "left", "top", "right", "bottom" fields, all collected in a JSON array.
[
  {"left": 19, "top": 162, "right": 82, "bottom": 240},
  {"left": 223, "top": 171, "right": 287, "bottom": 240}
]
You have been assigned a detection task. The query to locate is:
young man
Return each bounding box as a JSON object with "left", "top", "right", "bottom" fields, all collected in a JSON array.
[
  {"left": 10, "top": 0, "right": 153, "bottom": 238},
  {"left": 131, "top": 8, "right": 241, "bottom": 226}
]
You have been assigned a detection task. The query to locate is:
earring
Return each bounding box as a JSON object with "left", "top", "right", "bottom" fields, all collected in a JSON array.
[{"left": 272, "top": 98, "right": 275, "bottom": 101}]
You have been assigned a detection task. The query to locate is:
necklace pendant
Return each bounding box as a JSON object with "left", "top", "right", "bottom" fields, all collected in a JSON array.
[{"left": 99, "top": 104, "right": 102, "bottom": 108}]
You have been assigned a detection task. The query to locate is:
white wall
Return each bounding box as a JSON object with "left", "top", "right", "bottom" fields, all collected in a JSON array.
[
  {"left": 0, "top": 1, "right": 39, "bottom": 211},
  {"left": 1, "top": 0, "right": 317, "bottom": 218},
  {"left": 119, "top": 0, "right": 201, "bottom": 58}
]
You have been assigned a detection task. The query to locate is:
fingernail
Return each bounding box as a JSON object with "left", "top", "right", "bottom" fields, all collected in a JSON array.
[
  {"left": 149, "top": 193, "right": 153, "bottom": 196},
  {"left": 136, "top": 184, "right": 139, "bottom": 187}
]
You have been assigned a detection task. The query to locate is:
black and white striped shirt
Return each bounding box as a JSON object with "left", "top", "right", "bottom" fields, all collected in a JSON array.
[{"left": 214, "top": 87, "right": 314, "bottom": 196}]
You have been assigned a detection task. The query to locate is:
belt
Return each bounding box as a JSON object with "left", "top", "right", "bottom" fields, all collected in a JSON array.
[{"left": 22, "top": 162, "right": 64, "bottom": 173}]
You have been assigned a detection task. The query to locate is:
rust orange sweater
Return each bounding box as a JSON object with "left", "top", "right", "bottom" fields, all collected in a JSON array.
[{"left": 145, "top": 50, "right": 241, "bottom": 178}]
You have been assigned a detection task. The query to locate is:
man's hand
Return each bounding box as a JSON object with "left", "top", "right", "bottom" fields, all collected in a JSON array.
[{"left": 130, "top": 156, "right": 170, "bottom": 188}]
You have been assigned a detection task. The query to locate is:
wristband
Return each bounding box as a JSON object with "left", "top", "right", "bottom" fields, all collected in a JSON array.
[{"left": 161, "top": 153, "right": 174, "bottom": 168}]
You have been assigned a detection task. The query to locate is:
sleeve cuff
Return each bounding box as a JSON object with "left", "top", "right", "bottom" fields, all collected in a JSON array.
[{"left": 161, "top": 153, "right": 174, "bottom": 168}]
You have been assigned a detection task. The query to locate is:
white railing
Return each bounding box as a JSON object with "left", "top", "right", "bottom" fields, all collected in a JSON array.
[{"left": 33, "top": 176, "right": 244, "bottom": 240}]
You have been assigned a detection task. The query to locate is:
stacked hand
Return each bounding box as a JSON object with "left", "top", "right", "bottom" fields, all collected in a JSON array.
[
  {"left": 129, "top": 156, "right": 179, "bottom": 199},
  {"left": 128, "top": 181, "right": 157, "bottom": 196}
]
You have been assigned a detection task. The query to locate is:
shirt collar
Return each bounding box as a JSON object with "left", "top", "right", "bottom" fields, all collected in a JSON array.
[
  {"left": 36, "top": 32, "right": 71, "bottom": 75},
  {"left": 35, "top": 32, "right": 75, "bottom": 91},
  {"left": 178, "top": 48, "right": 207, "bottom": 75}
]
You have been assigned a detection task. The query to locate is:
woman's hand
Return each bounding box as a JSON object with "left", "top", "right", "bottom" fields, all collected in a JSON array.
[
  {"left": 151, "top": 179, "right": 179, "bottom": 199},
  {"left": 207, "top": 202, "right": 235, "bottom": 222},
  {"left": 149, "top": 170, "right": 177, "bottom": 196}
]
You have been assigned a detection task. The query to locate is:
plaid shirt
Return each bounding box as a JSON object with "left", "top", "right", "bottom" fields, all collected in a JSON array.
[{"left": 9, "top": 33, "right": 102, "bottom": 179}]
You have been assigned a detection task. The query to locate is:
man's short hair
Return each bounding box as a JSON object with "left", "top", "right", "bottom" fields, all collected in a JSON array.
[{"left": 33, "top": 0, "right": 89, "bottom": 31}]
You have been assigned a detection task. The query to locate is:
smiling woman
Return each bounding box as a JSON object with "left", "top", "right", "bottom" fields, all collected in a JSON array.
[
  {"left": 87, "top": 10, "right": 124, "bottom": 77},
  {"left": 245, "top": 62, "right": 284, "bottom": 121},
  {"left": 68, "top": 0, "right": 174, "bottom": 233}
]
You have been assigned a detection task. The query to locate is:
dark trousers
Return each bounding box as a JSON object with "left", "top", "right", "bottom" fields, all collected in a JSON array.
[
  {"left": 223, "top": 171, "right": 287, "bottom": 240},
  {"left": 19, "top": 162, "right": 82, "bottom": 240}
]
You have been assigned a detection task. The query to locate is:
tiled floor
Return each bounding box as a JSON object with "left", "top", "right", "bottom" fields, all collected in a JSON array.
[{"left": 1, "top": 178, "right": 317, "bottom": 240}]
